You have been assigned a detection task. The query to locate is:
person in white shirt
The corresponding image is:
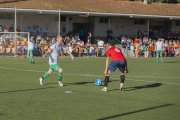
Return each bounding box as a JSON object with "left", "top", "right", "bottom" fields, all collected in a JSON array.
[
  {"left": 155, "top": 38, "right": 164, "bottom": 63},
  {"left": 39, "top": 36, "right": 74, "bottom": 86},
  {"left": 28, "top": 36, "right": 35, "bottom": 63},
  {"left": 97, "top": 39, "right": 104, "bottom": 57}
]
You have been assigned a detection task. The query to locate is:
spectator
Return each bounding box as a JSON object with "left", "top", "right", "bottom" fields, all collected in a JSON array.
[
  {"left": 149, "top": 40, "right": 156, "bottom": 57},
  {"left": 168, "top": 40, "right": 174, "bottom": 57},
  {"left": 142, "top": 38, "right": 149, "bottom": 58},
  {"left": 40, "top": 38, "right": 47, "bottom": 45},
  {"left": 174, "top": 40, "right": 179, "bottom": 57},
  {"left": 85, "top": 41, "right": 91, "bottom": 56},
  {"left": 97, "top": 39, "right": 104, "bottom": 57},
  {"left": 129, "top": 40, "right": 135, "bottom": 57},
  {"left": 87, "top": 32, "right": 93, "bottom": 44},
  {"left": 106, "top": 29, "right": 113, "bottom": 43},
  {"left": 164, "top": 40, "right": 169, "bottom": 57}
]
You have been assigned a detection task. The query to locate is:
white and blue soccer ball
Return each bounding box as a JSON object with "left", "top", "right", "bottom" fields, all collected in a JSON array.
[{"left": 95, "top": 79, "right": 102, "bottom": 86}]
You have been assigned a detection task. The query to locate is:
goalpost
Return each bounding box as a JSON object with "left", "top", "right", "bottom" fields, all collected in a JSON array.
[{"left": 0, "top": 32, "right": 30, "bottom": 57}]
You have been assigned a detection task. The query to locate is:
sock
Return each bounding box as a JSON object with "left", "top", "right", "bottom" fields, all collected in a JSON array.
[
  {"left": 29, "top": 58, "right": 32, "bottom": 62},
  {"left": 104, "top": 76, "right": 109, "bottom": 87},
  {"left": 42, "top": 72, "right": 49, "bottom": 80},
  {"left": 31, "top": 58, "right": 34, "bottom": 63},
  {"left": 58, "top": 72, "right": 63, "bottom": 81},
  {"left": 120, "top": 75, "right": 125, "bottom": 83}
]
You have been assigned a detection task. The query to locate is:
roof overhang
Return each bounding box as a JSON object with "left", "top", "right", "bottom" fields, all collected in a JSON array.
[{"left": 0, "top": 7, "right": 180, "bottom": 20}]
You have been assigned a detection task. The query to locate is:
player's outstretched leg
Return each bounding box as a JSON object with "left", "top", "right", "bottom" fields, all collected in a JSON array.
[
  {"left": 101, "top": 71, "right": 111, "bottom": 92},
  {"left": 120, "top": 74, "right": 125, "bottom": 91},
  {"left": 101, "top": 76, "right": 109, "bottom": 92},
  {"left": 39, "top": 69, "right": 52, "bottom": 85},
  {"left": 58, "top": 68, "right": 63, "bottom": 86},
  {"left": 31, "top": 57, "right": 35, "bottom": 64}
]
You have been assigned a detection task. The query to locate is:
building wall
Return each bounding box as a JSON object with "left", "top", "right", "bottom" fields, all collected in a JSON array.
[
  {"left": 0, "top": 13, "right": 179, "bottom": 38},
  {"left": 94, "top": 17, "right": 147, "bottom": 37}
]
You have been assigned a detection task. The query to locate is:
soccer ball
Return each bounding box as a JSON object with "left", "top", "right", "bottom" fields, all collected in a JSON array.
[{"left": 95, "top": 79, "right": 102, "bottom": 86}]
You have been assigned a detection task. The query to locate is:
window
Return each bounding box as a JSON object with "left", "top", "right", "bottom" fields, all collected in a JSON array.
[
  {"left": 61, "top": 16, "right": 66, "bottom": 22},
  {"left": 175, "top": 20, "right": 180, "bottom": 26},
  {"left": 55, "top": 15, "right": 66, "bottom": 22},
  {"left": 0, "top": 14, "right": 13, "bottom": 20},
  {"left": 134, "top": 19, "right": 146, "bottom": 25},
  {"left": 99, "top": 17, "right": 108, "bottom": 23}
]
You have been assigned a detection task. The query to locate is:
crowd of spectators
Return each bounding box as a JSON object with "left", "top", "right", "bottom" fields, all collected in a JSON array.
[
  {"left": 0, "top": 24, "right": 180, "bottom": 58},
  {"left": 118, "top": 37, "right": 180, "bottom": 58}
]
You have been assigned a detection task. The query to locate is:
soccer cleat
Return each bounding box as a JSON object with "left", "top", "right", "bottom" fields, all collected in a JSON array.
[
  {"left": 101, "top": 87, "right": 107, "bottom": 92},
  {"left": 39, "top": 77, "right": 43, "bottom": 85},
  {"left": 120, "top": 83, "right": 124, "bottom": 91},
  {"left": 58, "top": 81, "right": 64, "bottom": 87}
]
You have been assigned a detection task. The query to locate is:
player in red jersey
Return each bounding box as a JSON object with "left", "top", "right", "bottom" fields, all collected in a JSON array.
[{"left": 101, "top": 41, "right": 127, "bottom": 92}]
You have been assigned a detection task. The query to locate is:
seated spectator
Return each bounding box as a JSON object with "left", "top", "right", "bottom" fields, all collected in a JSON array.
[
  {"left": 40, "top": 38, "right": 47, "bottom": 45},
  {"left": 64, "top": 36, "right": 71, "bottom": 45},
  {"left": 20, "top": 38, "right": 27, "bottom": 46},
  {"left": 89, "top": 45, "right": 96, "bottom": 57},
  {"left": 85, "top": 41, "right": 91, "bottom": 56}
]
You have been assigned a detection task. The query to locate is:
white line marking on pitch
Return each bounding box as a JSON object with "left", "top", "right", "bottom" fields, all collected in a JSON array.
[
  {"left": 0, "top": 66, "right": 180, "bottom": 86},
  {"left": 112, "top": 75, "right": 180, "bottom": 79}
]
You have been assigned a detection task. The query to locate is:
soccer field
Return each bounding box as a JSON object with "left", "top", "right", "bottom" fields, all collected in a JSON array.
[{"left": 0, "top": 57, "right": 180, "bottom": 120}]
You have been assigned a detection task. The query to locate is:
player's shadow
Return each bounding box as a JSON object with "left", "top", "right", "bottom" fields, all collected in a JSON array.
[
  {"left": 67, "top": 81, "right": 95, "bottom": 85},
  {"left": 109, "top": 83, "right": 162, "bottom": 92},
  {"left": 96, "top": 103, "right": 172, "bottom": 120},
  {"left": 45, "top": 81, "right": 95, "bottom": 86},
  {"left": 124, "top": 83, "right": 162, "bottom": 91},
  {"left": 44, "top": 83, "right": 68, "bottom": 86},
  {"left": 0, "top": 86, "right": 56, "bottom": 94}
]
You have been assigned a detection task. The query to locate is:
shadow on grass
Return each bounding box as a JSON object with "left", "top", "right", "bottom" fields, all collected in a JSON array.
[
  {"left": 44, "top": 83, "right": 68, "bottom": 86},
  {"left": 109, "top": 83, "right": 162, "bottom": 92},
  {"left": 124, "top": 83, "right": 162, "bottom": 91},
  {"left": 96, "top": 104, "right": 173, "bottom": 120},
  {"left": 0, "top": 86, "right": 56, "bottom": 94},
  {"left": 69, "top": 81, "right": 94, "bottom": 85}
]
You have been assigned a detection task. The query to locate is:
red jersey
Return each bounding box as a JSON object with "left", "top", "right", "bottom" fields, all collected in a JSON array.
[{"left": 106, "top": 46, "right": 125, "bottom": 61}]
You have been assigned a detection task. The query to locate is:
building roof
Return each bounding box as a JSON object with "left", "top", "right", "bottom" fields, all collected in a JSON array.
[{"left": 0, "top": 0, "right": 180, "bottom": 17}]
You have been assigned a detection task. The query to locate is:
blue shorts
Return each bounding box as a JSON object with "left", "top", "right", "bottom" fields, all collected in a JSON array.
[{"left": 108, "top": 60, "right": 125, "bottom": 73}]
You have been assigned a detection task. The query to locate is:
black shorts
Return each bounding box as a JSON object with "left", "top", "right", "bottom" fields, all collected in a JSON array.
[{"left": 108, "top": 60, "right": 125, "bottom": 73}]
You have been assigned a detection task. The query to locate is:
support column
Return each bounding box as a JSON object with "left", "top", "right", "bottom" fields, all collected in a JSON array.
[
  {"left": 14, "top": 7, "right": 17, "bottom": 57},
  {"left": 58, "top": 9, "right": 61, "bottom": 36}
]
